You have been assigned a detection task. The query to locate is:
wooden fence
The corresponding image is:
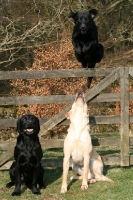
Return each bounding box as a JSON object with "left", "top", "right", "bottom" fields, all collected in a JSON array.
[{"left": 0, "top": 66, "right": 133, "bottom": 169}]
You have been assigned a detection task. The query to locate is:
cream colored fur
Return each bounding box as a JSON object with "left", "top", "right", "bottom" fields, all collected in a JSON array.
[{"left": 60, "top": 92, "right": 114, "bottom": 193}]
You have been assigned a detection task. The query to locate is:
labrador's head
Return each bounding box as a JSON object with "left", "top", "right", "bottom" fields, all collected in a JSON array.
[
  {"left": 65, "top": 91, "right": 88, "bottom": 124},
  {"left": 17, "top": 114, "right": 40, "bottom": 135}
]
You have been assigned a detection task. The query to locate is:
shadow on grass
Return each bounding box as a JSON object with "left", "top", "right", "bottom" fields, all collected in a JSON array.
[
  {"left": 43, "top": 148, "right": 63, "bottom": 158},
  {"left": 44, "top": 167, "right": 79, "bottom": 192},
  {"left": 97, "top": 149, "right": 120, "bottom": 156},
  {"left": 43, "top": 148, "right": 120, "bottom": 190},
  {"left": 104, "top": 165, "right": 113, "bottom": 176},
  {"left": 68, "top": 179, "right": 78, "bottom": 191},
  {"left": 44, "top": 167, "right": 62, "bottom": 187}
]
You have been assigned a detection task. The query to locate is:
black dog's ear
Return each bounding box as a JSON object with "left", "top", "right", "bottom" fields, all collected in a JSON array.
[
  {"left": 17, "top": 118, "right": 21, "bottom": 134},
  {"left": 89, "top": 9, "right": 98, "bottom": 19},
  {"left": 36, "top": 117, "right": 40, "bottom": 134},
  {"left": 68, "top": 12, "right": 78, "bottom": 19}
]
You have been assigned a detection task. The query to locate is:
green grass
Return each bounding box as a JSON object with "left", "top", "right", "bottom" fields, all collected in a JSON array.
[
  {"left": 91, "top": 133, "right": 120, "bottom": 138},
  {"left": 43, "top": 148, "right": 63, "bottom": 158},
  {"left": 1, "top": 165, "right": 133, "bottom": 200},
  {"left": 1, "top": 145, "right": 133, "bottom": 200}
]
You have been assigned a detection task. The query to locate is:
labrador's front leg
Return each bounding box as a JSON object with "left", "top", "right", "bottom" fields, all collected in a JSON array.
[
  {"left": 31, "top": 167, "right": 41, "bottom": 194},
  {"left": 29, "top": 156, "right": 41, "bottom": 194},
  {"left": 81, "top": 154, "right": 90, "bottom": 190},
  {"left": 60, "top": 155, "right": 70, "bottom": 193},
  {"left": 12, "top": 166, "right": 21, "bottom": 196}
]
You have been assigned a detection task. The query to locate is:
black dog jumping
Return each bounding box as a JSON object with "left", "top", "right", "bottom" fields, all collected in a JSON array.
[
  {"left": 6, "top": 114, "right": 45, "bottom": 196},
  {"left": 68, "top": 9, "right": 104, "bottom": 88}
]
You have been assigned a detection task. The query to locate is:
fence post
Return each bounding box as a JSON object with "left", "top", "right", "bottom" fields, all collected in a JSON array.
[{"left": 120, "top": 67, "right": 129, "bottom": 166}]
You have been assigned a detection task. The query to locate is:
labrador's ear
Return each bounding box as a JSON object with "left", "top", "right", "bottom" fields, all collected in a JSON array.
[
  {"left": 65, "top": 111, "right": 71, "bottom": 119},
  {"left": 17, "top": 118, "right": 21, "bottom": 134}
]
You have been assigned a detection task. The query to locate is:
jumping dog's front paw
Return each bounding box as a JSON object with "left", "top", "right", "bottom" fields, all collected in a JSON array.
[
  {"left": 75, "top": 47, "right": 81, "bottom": 54},
  {"left": 82, "top": 45, "right": 87, "bottom": 52},
  {"left": 82, "top": 45, "right": 90, "bottom": 53}
]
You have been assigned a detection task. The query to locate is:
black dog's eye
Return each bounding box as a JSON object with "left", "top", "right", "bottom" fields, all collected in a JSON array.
[
  {"left": 78, "top": 17, "right": 82, "bottom": 22},
  {"left": 31, "top": 116, "right": 35, "bottom": 122},
  {"left": 22, "top": 117, "right": 27, "bottom": 123},
  {"left": 85, "top": 17, "right": 89, "bottom": 22}
]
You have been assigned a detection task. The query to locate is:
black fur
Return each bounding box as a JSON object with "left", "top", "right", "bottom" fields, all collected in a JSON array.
[
  {"left": 6, "top": 114, "right": 45, "bottom": 196},
  {"left": 68, "top": 9, "right": 104, "bottom": 88}
]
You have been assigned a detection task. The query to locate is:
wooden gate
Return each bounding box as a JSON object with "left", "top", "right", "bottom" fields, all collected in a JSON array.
[{"left": 0, "top": 66, "right": 133, "bottom": 169}]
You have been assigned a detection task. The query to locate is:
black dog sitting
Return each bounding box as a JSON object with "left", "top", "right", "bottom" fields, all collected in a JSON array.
[
  {"left": 68, "top": 9, "right": 104, "bottom": 88},
  {"left": 6, "top": 114, "right": 45, "bottom": 196}
]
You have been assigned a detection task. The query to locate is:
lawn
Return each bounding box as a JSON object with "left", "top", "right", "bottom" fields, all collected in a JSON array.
[
  {"left": 0, "top": 165, "right": 133, "bottom": 200},
  {"left": 0, "top": 139, "right": 132, "bottom": 200}
]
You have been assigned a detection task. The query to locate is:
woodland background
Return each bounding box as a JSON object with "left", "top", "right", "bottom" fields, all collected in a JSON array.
[{"left": 0, "top": 0, "right": 133, "bottom": 140}]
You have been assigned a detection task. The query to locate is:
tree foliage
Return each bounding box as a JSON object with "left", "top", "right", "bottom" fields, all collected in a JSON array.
[{"left": 0, "top": 0, "right": 133, "bottom": 69}]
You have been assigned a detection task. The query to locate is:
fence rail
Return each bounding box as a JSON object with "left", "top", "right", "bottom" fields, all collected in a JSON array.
[
  {"left": 0, "top": 68, "right": 114, "bottom": 80},
  {"left": 1, "top": 115, "right": 133, "bottom": 128},
  {"left": 0, "top": 66, "right": 133, "bottom": 168},
  {"left": 0, "top": 92, "right": 133, "bottom": 106}
]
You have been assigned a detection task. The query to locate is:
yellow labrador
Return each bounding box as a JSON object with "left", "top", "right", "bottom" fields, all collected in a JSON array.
[{"left": 60, "top": 91, "right": 114, "bottom": 193}]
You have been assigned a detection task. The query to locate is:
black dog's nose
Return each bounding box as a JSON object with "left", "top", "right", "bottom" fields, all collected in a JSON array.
[
  {"left": 27, "top": 120, "right": 33, "bottom": 125},
  {"left": 81, "top": 24, "right": 85, "bottom": 29}
]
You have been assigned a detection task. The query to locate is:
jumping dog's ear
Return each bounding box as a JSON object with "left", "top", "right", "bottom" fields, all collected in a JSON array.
[
  {"left": 68, "top": 12, "right": 78, "bottom": 19},
  {"left": 89, "top": 9, "right": 98, "bottom": 19},
  {"left": 65, "top": 111, "right": 71, "bottom": 119}
]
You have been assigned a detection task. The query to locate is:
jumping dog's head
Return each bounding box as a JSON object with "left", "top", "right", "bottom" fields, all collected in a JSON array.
[{"left": 68, "top": 9, "right": 98, "bottom": 35}]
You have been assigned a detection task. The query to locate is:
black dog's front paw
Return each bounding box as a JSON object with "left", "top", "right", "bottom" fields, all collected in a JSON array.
[
  {"left": 12, "top": 191, "right": 21, "bottom": 196},
  {"left": 33, "top": 190, "right": 41, "bottom": 195},
  {"left": 32, "top": 186, "right": 41, "bottom": 195},
  {"left": 39, "top": 182, "right": 46, "bottom": 189},
  {"left": 6, "top": 181, "right": 15, "bottom": 188},
  {"left": 75, "top": 47, "right": 81, "bottom": 54}
]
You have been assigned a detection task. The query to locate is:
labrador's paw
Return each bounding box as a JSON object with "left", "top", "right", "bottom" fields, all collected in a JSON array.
[
  {"left": 81, "top": 182, "right": 88, "bottom": 190},
  {"left": 90, "top": 179, "right": 97, "bottom": 184},
  {"left": 60, "top": 184, "right": 67, "bottom": 193},
  {"left": 70, "top": 175, "right": 78, "bottom": 180}
]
